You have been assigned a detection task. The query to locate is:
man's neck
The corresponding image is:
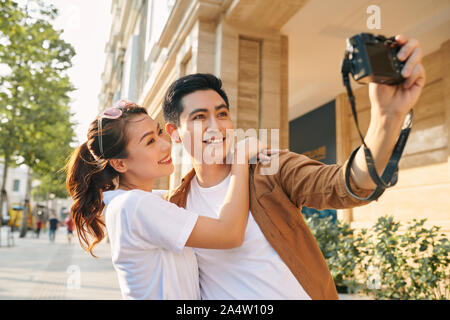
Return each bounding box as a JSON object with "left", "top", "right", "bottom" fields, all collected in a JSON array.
[{"left": 192, "top": 161, "right": 232, "bottom": 188}]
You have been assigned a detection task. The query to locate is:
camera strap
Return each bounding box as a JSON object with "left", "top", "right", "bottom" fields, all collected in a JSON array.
[{"left": 341, "top": 54, "right": 413, "bottom": 201}]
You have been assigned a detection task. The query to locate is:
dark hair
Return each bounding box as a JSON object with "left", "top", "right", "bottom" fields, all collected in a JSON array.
[
  {"left": 65, "top": 101, "right": 147, "bottom": 257},
  {"left": 163, "top": 73, "right": 229, "bottom": 126}
]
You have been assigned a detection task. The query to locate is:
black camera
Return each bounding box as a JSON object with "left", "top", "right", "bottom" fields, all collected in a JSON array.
[{"left": 344, "top": 33, "right": 405, "bottom": 85}]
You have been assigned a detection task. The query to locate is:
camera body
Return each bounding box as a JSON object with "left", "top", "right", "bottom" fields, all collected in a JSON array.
[{"left": 345, "top": 33, "right": 405, "bottom": 85}]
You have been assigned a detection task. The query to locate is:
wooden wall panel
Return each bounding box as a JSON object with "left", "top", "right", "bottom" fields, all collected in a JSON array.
[{"left": 237, "top": 37, "right": 261, "bottom": 130}]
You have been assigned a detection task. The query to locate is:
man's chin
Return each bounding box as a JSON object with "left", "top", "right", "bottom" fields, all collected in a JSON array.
[{"left": 196, "top": 143, "right": 232, "bottom": 165}]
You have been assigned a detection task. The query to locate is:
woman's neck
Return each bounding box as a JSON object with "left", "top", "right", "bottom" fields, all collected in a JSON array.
[{"left": 118, "top": 176, "right": 154, "bottom": 192}]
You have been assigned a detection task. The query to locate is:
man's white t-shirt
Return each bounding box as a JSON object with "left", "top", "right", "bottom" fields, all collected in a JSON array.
[
  {"left": 186, "top": 173, "right": 312, "bottom": 300},
  {"left": 103, "top": 189, "right": 200, "bottom": 300}
]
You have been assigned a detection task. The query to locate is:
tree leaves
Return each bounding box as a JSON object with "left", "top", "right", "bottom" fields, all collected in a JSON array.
[{"left": 0, "top": 0, "right": 76, "bottom": 199}]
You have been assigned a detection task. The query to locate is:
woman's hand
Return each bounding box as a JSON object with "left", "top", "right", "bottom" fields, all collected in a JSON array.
[{"left": 234, "top": 137, "right": 287, "bottom": 164}]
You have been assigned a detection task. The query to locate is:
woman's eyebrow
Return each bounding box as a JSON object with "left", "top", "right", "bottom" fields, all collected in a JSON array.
[{"left": 139, "top": 123, "right": 161, "bottom": 143}]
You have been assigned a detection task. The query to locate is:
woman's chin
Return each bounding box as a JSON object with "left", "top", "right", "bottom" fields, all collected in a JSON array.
[
  {"left": 162, "top": 163, "right": 175, "bottom": 175},
  {"left": 152, "top": 163, "right": 174, "bottom": 180}
]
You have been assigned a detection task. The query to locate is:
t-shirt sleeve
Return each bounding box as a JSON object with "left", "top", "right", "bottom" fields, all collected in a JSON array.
[{"left": 128, "top": 192, "right": 199, "bottom": 253}]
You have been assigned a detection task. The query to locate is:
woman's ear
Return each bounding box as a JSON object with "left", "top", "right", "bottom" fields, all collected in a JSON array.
[
  {"left": 109, "top": 159, "right": 128, "bottom": 173},
  {"left": 165, "top": 123, "right": 182, "bottom": 143}
]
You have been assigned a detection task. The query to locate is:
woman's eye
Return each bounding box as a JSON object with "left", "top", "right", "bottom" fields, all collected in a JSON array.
[
  {"left": 158, "top": 128, "right": 163, "bottom": 135},
  {"left": 147, "top": 138, "right": 155, "bottom": 145}
]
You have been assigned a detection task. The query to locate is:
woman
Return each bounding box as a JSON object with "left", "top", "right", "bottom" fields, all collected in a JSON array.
[{"left": 65, "top": 100, "right": 280, "bottom": 299}]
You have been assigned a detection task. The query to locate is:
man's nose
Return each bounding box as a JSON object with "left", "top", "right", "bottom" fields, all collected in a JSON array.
[{"left": 207, "top": 114, "right": 220, "bottom": 131}]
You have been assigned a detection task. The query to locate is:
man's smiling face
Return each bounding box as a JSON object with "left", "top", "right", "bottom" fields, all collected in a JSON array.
[{"left": 175, "top": 89, "right": 234, "bottom": 164}]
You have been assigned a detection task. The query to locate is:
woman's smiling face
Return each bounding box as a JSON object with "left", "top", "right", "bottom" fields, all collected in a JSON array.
[{"left": 115, "top": 113, "right": 174, "bottom": 188}]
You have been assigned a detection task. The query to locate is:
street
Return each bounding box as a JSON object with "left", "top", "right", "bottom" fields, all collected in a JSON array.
[{"left": 0, "top": 226, "right": 121, "bottom": 300}]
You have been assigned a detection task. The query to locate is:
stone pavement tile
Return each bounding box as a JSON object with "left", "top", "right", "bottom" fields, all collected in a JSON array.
[
  {"left": 0, "top": 227, "right": 121, "bottom": 300},
  {"left": 64, "top": 237, "right": 122, "bottom": 300}
]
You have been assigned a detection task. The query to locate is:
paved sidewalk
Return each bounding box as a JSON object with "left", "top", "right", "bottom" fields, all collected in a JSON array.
[
  {"left": 0, "top": 226, "right": 122, "bottom": 300},
  {"left": 0, "top": 226, "right": 372, "bottom": 300}
]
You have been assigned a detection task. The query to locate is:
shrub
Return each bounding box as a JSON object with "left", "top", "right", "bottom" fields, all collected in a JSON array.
[
  {"left": 305, "top": 214, "right": 362, "bottom": 293},
  {"left": 305, "top": 214, "right": 450, "bottom": 299}
]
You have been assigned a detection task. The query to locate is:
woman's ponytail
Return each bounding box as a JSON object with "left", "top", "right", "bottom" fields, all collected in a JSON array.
[
  {"left": 65, "top": 142, "right": 117, "bottom": 257},
  {"left": 65, "top": 102, "right": 147, "bottom": 257}
]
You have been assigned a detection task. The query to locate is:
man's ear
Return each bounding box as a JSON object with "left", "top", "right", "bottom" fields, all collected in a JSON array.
[
  {"left": 109, "top": 158, "right": 128, "bottom": 173},
  {"left": 165, "top": 123, "right": 182, "bottom": 143}
]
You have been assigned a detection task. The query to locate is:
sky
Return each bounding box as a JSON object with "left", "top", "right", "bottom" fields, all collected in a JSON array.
[{"left": 45, "top": 0, "right": 113, "bottom": 145}]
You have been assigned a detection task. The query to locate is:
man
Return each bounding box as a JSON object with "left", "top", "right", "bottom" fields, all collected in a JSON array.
[
  {"left": 35, "top": 219, "right": 42, "bottom": 239},
  {"left": 163, "top": 34, "right": 425, "bottom": 299},
  {"left": 48, "top": 214, "right": 59, "bottom": 243}
]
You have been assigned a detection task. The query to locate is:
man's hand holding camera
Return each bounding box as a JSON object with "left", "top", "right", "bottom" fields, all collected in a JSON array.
[
  {"left": 350, "top": 34, "right": 426, "bottom": 191},
  {"left": 369, "top": 34, "right": 426, "bottom": 118}
]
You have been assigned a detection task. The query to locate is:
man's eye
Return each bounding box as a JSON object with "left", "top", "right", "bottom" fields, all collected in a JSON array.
[
  {"left": 193, "top": 114, "right": 205, "bottom": 120},
  {"left": 218, "top": 112, "right": 228, "bottom": 117},
  {"left": 158, "top": 128, "right": 163, "bottom": 135}
]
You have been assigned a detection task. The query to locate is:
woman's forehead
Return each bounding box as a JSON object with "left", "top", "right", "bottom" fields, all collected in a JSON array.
[{"left": 127, "top": 114, "right": 158, "bottom": 139}]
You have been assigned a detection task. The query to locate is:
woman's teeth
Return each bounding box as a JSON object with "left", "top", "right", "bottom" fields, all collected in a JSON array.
[{"left": 159, "top": 156, "right": 172, "bottom": 164}]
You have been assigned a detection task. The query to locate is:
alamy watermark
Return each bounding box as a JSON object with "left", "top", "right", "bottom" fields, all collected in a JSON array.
[
  {"left": 366, "top": 265, "right": 381, "bottom": 290},
  {"left": 366, "top": 5, "right": 381, "bottom": 30},
  {"left": 66, "top": 264, "right": 81, "bottom": 290}
]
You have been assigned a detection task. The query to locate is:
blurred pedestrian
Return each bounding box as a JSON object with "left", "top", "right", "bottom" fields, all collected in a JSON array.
[
  {"left": 35, "top": 219, "right": 42, "bottom": 239},
  {"left": 64, "top": 215, "right": 74, "bottom": 244},
  {"left": 48, "top": 215, "right": 59, "bottom": 243}
]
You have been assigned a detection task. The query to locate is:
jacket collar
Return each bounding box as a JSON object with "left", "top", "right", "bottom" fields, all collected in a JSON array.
[{"left": 165, "top": 168, "right": 196, "bottom": 205}]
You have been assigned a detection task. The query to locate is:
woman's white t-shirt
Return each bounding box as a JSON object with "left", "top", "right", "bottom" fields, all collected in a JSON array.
[{"left": 102, "top": 189, "right": 200, "bottom": 300}]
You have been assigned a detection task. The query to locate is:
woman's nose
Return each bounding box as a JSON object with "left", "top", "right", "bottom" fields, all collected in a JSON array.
[{"left": 160, "top": 134, "right": 172, "bottom": 151}]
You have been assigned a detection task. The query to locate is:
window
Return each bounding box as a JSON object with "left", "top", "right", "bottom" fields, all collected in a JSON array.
[
  {"left": 168, "top": 0, "right": 175, "bottom": 11},
  {"left": 181, "top": 51, "right": 192, "bottom": 76},
  {"left": 145, "top": 0, "right": 172, "bottom": 60},
  {"left": 145, "top": 0, "right": 154, "bottom": 59},
  {"left": 13, "top": 179, "right": 20, "bottom": 192}
]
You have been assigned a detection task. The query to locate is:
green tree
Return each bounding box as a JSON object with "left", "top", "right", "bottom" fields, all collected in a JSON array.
[{"left": 0, "top": 0, "right": 76, "bottom": 234}]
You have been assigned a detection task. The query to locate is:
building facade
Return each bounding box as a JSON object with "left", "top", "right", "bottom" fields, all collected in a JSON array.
[
  {"left": 0, "top": 162, "right": 70, "bottom": 224},
  {"left": 99, "top": 0, "right": 450, "bottom": 234},
  {"left": 0, "top": 163, "right": 30, "bottom": 215}
]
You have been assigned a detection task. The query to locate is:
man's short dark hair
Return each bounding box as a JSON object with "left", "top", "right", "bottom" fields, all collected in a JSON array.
[{"left": 163, "top": 73, "right": 229, "bottom": 126}]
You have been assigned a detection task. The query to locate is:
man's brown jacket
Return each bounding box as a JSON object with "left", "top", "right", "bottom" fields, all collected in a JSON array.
[{"left": 165, "top": 152, "right": 372, "bottom": 300}]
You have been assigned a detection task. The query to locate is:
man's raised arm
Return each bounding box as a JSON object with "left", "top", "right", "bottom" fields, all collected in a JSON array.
[
  {"left": 275, "top": 35, "right": 425, "bottom": 210},
  {"left": 349, "top": 34, "right": 426, "bottom": 190}
]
